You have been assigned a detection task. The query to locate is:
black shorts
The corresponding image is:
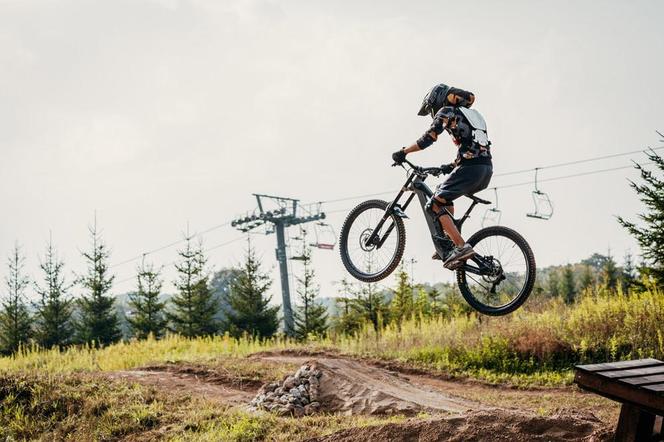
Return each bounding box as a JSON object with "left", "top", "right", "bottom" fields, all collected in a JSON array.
[{"left": 435, "top": 164, "right": 493, "bottom": 202}]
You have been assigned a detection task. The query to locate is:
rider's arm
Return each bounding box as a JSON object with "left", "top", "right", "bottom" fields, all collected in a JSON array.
[
  {"left": 402, "top": 116, "right": 447, "bottom": 153},
  {"left": 403, "top": 143, "right": 422, "bottom": 154},
  {"left": 413, "top": 109, "right": 452, "bottom": 151}
]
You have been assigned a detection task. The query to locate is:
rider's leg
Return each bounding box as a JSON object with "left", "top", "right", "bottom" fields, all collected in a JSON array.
[
  {"left": 430, "top": 196, "right": 475, "bottom": 265},
  {"left": 431, "top": 197, "right": 464, "bottom": 246}
]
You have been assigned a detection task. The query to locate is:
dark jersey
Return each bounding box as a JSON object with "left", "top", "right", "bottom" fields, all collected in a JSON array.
[{"left": 416, "top": 106, "right": 492, "bottom": 166}]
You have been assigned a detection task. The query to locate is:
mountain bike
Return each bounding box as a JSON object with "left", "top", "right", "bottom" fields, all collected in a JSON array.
[{"left": 339, "top": 159, "right": 536, "bottom": 316}]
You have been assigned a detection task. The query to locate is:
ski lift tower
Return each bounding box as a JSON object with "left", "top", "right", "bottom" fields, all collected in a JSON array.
[{"left": 231, "top": 194, "right": 326, "bottom": 336}]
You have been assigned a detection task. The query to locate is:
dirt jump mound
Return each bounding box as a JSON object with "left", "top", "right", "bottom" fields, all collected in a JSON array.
[
  {"left": 249, "top": 356, "right": 611, "bottom": 441},
  {"left": 250, "top": 358, "right": 474, "bottom": 416}
]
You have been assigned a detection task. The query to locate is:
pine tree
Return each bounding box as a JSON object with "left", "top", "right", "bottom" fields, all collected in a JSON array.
[
  {"left": 578, "top": 264, "right": 595, "bottom": 292},
  {"left": 224, "top": 243, "right": 279, "bottom": 338},
  {"left": 582, "top": 253, "right": 610, "bottom": 272},
  {"left": 168, "top": 235, "right": 218, "bottom": 337},
  {"left": 292, "top": 234, "right": 327, "bottom": 339},
  {"left": 332, "top": 295, "right": 361, "bottom": 335},
  {"left": 620, "top": 251, "right": 638, "bottom": 293},
  {"left": 76, "top": 222, "right": 121, "bottom": 346},
  {"left": 618, "top": 150, "right": 664, "bottom": 287},
  {"left": 389, "top": 262, "right": 413, "bottom": 327},
  {"left": 33, "top": 237, "right": 74, "bottom": 349},
  {"left": 601, "top": 252, "right": 619, "bottom": 291},
  {"left": 413, "top": 286, "right": 431, "bottom": 318},
  {"left": 127, "top": 260, "right": 167, "bottom": 339},
  {"left": 347, "top": 280, "right": 388, "bottom": 332},
  {"left": 547, "top": 270, "right": 561, "bottom": 297},
  {"left": 210, "top": 268, "right": 241, "bottom": 324},
  {"left": 559, "top": 264, "right": 576, "bottom": 304},
  {"left": 427, "top": 288, "right": 443, "bottom": 317},
  {"left": 0, "top": 244, "right": 32, "bottom": 355}
]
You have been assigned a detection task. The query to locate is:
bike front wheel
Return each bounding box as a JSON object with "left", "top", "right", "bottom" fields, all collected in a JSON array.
[
  {"left": 340, "top": 199, "right": 406, "bottom": 282},
  {"left": 456, "top": 225, "right": 536, "bottom": 316}
]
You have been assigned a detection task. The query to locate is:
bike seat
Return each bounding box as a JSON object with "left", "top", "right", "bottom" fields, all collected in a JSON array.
[{"left": 467, "top": 194, "right": 492, "bottom": 205}]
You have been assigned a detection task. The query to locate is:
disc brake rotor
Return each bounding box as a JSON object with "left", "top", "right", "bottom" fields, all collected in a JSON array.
[{"left": 359, "top": 228, "right": 376, "bottom": 252}]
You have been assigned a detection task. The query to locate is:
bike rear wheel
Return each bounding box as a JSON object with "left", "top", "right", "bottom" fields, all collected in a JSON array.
[
  {"left": 456, "top": 225, "right": 536, "bottom": 315},
  {"left": 340, "top": 199, "right": 406, "bottom": 282}
]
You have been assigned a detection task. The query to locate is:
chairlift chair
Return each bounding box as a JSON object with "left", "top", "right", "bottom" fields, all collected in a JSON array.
[
  {"left": 526, "top": 168, "right": 554, "bottom": 220},
  {"left": 289, "top": 227, "right": 308, "bottom": 260},
  {"left": 310, "top": 222, "right": 337, "bottom": 250},
  {"left": 481, "top": 188, "right": 502, "bottom": 227}
]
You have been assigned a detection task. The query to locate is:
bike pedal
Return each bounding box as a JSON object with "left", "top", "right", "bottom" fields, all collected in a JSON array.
[
  {"left": 443, "top": 253, "right": 475, "bottom": 270},
  {"left": 443, "top": 260, "right": 463, "bottom": 270}
]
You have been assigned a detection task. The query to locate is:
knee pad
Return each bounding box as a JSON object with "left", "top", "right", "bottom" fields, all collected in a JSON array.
[{"left": 426, "top": 197, "right": 453, "bottom": 217}]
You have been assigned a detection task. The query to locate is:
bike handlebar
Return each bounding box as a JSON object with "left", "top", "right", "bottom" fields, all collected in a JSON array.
[{"left": 391, "top": 159, "right": 448, "bottom": 176}]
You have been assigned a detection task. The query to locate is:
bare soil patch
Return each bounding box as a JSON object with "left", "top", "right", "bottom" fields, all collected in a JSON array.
[
  {"left": 106, "top": 364, "right": 257, "bottom": 405},
  {"left": 307, "top": 409, "right": 612, "bottom": 442}
]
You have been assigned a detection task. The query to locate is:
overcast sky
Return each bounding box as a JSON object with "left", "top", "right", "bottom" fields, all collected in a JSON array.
[{"left": 1, "top": 0, "right": 663, "bottom": 302}]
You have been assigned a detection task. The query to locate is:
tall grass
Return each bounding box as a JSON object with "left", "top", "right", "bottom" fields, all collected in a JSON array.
[
  {"left": 328, "top": 289, "right": 664, "bottom": 384},
  {"left": 1, "top": 289, "right": 662, "bottom": 386},
  {"left": 0, "top": 334, "right": 298, "bottom": 373}
]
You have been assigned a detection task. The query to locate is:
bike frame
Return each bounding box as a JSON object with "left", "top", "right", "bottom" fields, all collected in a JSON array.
[{"left": 364, "top": 160, "right": 493, "bottom": 276}]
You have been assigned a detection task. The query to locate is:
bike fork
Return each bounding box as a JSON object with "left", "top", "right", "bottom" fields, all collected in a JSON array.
[{"left": 364, "top": 189, "right": 416, "bottom": 249}]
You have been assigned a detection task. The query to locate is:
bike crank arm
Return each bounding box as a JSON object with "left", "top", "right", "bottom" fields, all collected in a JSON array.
[{"left": 460, "top": 255, "right": 494, "bottom": 276}]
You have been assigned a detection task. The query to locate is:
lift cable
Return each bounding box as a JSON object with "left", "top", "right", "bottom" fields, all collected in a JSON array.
[
  {"left": 313, "top": 145, "right": 664, "bottom": 205},
  {"left": 112, "top": 234, "right": 245, "bottom": 287},
  {"left": 322, "top": 162, "right": 654, "bottom": 216},
  {"left": 110, "top": 146, "right": 661, "bottom": 270},
  {"left": 493, "top": 144, "right": 664, "bottom": 178},
  {"left": 110, "top": 221, "right": 232, "bottom": 269}
]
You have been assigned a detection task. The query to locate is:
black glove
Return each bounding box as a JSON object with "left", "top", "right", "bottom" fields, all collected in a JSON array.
[
  {"left": 392, "top": 149, "right": 407, "bottom": 164},
  {"left": 440, "top": 163, "right": 455, "bottom": 175}
]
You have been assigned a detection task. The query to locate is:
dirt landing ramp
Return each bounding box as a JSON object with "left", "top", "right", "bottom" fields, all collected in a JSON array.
[
  {"left": 303, "top": 358, "right": 475, "bottom": 415},
  {"left": 308, "top": 409, "right": 611, "bottom": 442}
]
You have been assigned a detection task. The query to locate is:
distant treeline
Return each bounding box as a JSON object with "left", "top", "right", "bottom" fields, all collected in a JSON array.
[{"left": 1, "top": 148, "right": 663, "bottom": 355}]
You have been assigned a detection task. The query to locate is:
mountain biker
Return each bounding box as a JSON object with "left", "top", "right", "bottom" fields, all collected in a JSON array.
[{"left": 392, "top": 83, "right": 493, "bottom": 268}]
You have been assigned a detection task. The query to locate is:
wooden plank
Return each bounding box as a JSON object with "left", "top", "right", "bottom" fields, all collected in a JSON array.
[
  {"left": 615, "top": 403, "right": 657, "bottom": 442},
  {"left": 621, "top": 374, "right": 664, "bottom": 386},
  {"left": 574, "top": 370, "right": 664, "bottom": 413},
  {"left": 602, "top": 365, "right": 664, "bottom": 379},
  {"left": 644, "top": 384, "right": 664, "bottom": 393},
  {"left": 577, "top": 358, "right": 662, "bottom": 372}
]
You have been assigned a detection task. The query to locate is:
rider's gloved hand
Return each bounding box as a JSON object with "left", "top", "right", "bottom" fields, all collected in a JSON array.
[
  {"left": 392, "top": 148, "right": 407, "bottom": 165},
  {"left": 440, "top": 163, "right": 455, "bottom": 175}
]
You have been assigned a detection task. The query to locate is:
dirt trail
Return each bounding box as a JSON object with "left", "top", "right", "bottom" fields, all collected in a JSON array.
[
  {"left": 107, "top": 368, "right": 253, "bottom": 405},
  {"left": 107, "top": 353, "right": 613, "bottom": 440}
]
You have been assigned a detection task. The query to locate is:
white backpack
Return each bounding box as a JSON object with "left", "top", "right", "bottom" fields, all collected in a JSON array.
[{"left": 458, "top": 107, "right": 490, "bottom": 147}]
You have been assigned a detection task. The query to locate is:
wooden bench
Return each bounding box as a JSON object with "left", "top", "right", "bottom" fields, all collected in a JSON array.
[{"left": 575, "top": 358, "right": 664, "bottom": 441}]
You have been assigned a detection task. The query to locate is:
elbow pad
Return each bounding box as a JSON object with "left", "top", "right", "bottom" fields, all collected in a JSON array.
[{"left": 417, "top": 131, "right": 437, "bottom": 149}]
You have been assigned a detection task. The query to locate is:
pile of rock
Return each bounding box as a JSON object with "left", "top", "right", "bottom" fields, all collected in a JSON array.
[{"left": 250, "top": 362, "right": 322, "bottom": 417}]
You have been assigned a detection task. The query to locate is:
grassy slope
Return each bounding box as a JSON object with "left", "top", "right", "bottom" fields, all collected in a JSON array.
[{"left": 0, "top": 372, "right": 407, "bottom": 441}]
